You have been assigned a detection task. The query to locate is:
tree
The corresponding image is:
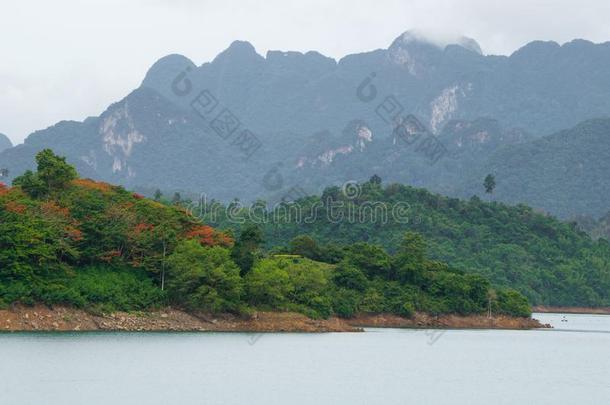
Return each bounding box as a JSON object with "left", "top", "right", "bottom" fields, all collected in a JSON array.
[
  {"left": 156, "top": 220, "right": 174, "bottom": 291},
  {"left": 331, "top": 288, "right": 360, "bottom": 318},
  {"left": 369, "top": 174, "right": 382, "bottom": 185},
  {"left": 484, "top": 174, "right": 496, "bottom": 194},
  {"left": 166, "top": 241, "right": 243, "bottom": 312},
  {"left": 344, "top": 242, "right": 391, "bottom": 278},
  {"left": 289, "top": 235, "right": 322, "bottom": 260},
  {"left": 231, "top": 224, "right": 264, "bottom": 275},
  {"left": 36, "top": 149, "right": 78, "bottom": 190},
  {"left": 185, "top": 225, "right": 233, "bottom": 248},
  {"left": 13, "top": 149, "right": 77, "bottom": 198},
  {"left": 154, "top": 189, "right": 163, "bottom": 201},
  {"left": 397, "top": 232, "right": 426, "bottom": 262},
  {"left": 12, "top": 170, "right": 45, "bottom": 198},
  {"left": 393, "top": 232, "right": 427, "bottom": 285},
  {"left": 284, "top": 258, "right": 330, "bottom": 309},
  {"left": 172, "top": 192, "right": 181, "bottom": 204},
  {"left": 318, "top": 243, "right": 345, "bottom": 264},
  {"left": 245, "top": 259, "right": 293, "bottom": 307},
  {"left": 487, "top": 289, "right": 497, "bottom": 318},
  {"left": 243, "top": 256, "right": 333, "bottom": 317},
  {"left": 333, "top": 260, "right": 368, "bottom": 292},
  {"left": 493, "top": 288, "right": 531, "bottom": 317},
  {"left": 321, "top": 186, "right": 341, "bottom": 204},
  {"left": 129, "top": 200, "right": 183, "bottom": 290}
]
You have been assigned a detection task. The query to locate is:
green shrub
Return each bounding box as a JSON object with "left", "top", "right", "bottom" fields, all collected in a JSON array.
[
  {"left": 399, "top": 301, "right": 415, "bottom": 317},
  {"left": 66, "top": 266, "right": 165, "bottom": 311},
  {"left": 245, "top": 259, "right": 293, "bottom": 307},
  {"left": 167, "top": 241, "right": 243, "bottom": 313},
  {"left": 333, "top": 261, "right": 368, "bottom": 292},
  {"left": 494, "top": 289, "right": 532, "bottom": 317},
  {"left": 331, "top": 288, "right": 361, "bottom": 318}
]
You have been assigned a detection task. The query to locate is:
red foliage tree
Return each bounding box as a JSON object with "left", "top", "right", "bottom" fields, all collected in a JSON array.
[{"left": 185, "top": 225, "right": 233, "bottom": 248}]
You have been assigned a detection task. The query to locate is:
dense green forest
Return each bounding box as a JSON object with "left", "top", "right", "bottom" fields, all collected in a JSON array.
[
  {"left": 0, "top": 150, "right": 531, "bottom": 318},
  {"left": 202, "top": 177, "right": 610, "bottom": 307},
  {"left": 469, "top": 119, "right": 610, "bottom": 219}
]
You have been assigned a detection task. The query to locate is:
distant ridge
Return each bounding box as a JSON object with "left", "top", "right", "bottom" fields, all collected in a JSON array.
[
  {"left": 1, "top": 30, "right": 610, "bottom": 218},
  {"left": 0, "top": 133, "right": 12, "bottom": 153}
]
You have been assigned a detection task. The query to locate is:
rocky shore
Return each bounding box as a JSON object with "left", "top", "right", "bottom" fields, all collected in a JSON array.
[
  {"left": 348, "top": 312, "right": 549, "bottom": 329},
  {"left": 0, "top": 305, "right": 548, "bottom": 333},
  {"left": 0, "top": 305, "right": 359, "bottom": 333},
  {"left": 533, "top": 306, "right": 610, "bottom": 315}
]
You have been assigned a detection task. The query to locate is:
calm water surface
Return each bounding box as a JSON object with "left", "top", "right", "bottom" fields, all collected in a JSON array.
[{"left": 1, "top": 313, "right": 609, "bottom": 405}]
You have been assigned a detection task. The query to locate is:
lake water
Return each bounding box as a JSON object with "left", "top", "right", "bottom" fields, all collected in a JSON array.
[{"left": 1, "top": 313, "right": 609, "bottom": 405}]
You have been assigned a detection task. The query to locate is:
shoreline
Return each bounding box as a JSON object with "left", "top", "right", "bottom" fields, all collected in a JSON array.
[
  {"left": 0, "top": 305, "right": 548, "bottom": 333},
  {"left": 533, "top": 306, "right": 610, "bottom": 315},
  {"left": 348, "top": 312, "right": 547, "bottom": 330}
]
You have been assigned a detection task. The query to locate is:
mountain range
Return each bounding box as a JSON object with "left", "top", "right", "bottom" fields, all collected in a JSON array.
[
  {"left": 0, "top": 134, "right": 11, "bottom": 154},
  {"left": 1, "top": 30, "right": 609, "bottom": 219}
]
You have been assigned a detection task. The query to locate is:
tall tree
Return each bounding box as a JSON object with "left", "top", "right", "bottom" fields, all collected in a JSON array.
[
  {"left": 369, "top": 174, "right": 382, "bottom": 185},
  {"left": 13, "top": 149, "right": 77, "bottom": 198},
  {"left": 36, "top": 149, "right": 78, "bottom": 195},
  {"left": 231, "top": 224, "right": 264, "bottom": 276},
  {"left": 154, "top": 189, "right": 163, "bottom": 201},
  {"left": 393, "top": 232, "right": 427, "bottom": 284},
  {"left": 484, "top": 174, "right": 496, "bottom": 195},
  {"left": 289, "top": 235, "right": 322, "bottom": 260},
  {"left": 167, "top": 241, "right": 243, "bottom": 312}
]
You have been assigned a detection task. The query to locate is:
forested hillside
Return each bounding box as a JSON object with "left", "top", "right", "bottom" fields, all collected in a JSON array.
[
  {"left": 204, "top": 177, "right": 610, "bottom": 306},
  {"left": 470, "top": 119, "right": 610, "bottom": 219},
  {"left": 0, "top": 150, "right": 530, "bottom": 318}
]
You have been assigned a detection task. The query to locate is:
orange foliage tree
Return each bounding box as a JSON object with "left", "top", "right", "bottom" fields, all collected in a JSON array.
[{"left": 185, "top": 225, "right": 233, "bottom": 248}]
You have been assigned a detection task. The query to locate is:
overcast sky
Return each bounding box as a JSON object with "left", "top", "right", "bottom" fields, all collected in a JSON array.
[{"left": 2, "top": 0, "right": 610, "bottom": 145}]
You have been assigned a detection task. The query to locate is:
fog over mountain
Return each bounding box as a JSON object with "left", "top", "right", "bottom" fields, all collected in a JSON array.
[{"left": 1, "top": 30, "right": 609, "bottom": 218}]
